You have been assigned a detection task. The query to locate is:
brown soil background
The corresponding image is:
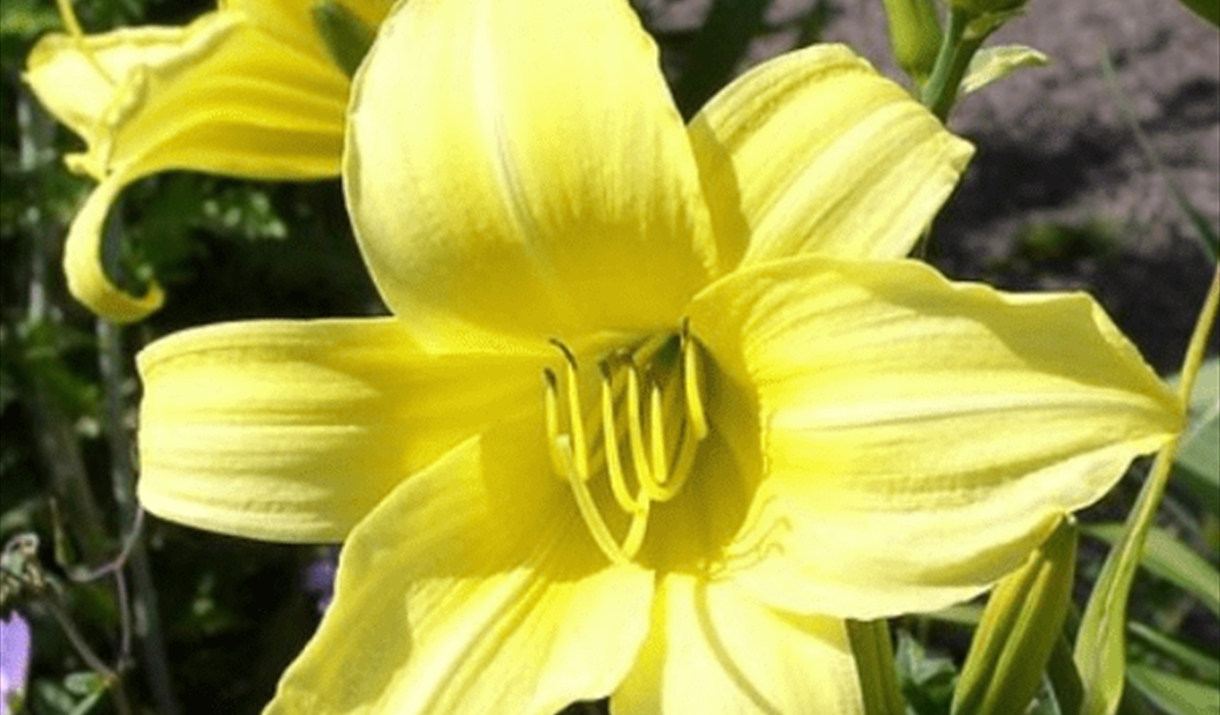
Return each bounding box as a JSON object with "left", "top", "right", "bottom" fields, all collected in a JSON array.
[{"left": 642, "top": 0, "right": 1220, "bottom": 373}]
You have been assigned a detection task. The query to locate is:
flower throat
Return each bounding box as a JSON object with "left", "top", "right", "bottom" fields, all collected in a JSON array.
[{"left": 543, "top": 324, "right": 709, "bottom": 566}]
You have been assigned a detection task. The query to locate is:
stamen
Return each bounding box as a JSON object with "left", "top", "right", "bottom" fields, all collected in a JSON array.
[
  {"left": 682, "top": 322, "right": 709, "bottom": 441},
  {"left": 625, "top": 361, "right": 655, "bottom": 488},
  {"left": 649, "top": 385, "right": 667, "bottom": 485},
  {"left": 543, "top": 369, "right": 570, "bottom": 481},
  {"left": 661, "top": 421, "right": 699, "bottom": 501},
  {"left": 542, "top": 330, "right": 710, "bottom": 565},
  {"left": 600, "top": 363, "right": 646, "bottom": 514},
  {"left": 554, "top": 340, "right": 590, "bottom": 481},
  {"left": 565, "top": 443, "right": 649, "bottom": 565}
]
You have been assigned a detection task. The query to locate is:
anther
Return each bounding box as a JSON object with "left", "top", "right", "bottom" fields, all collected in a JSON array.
[
  {"left": 542, "top": 331, "right": 710, "bottom": 566},
  {"left": 543, "top": 368, "right": 571, "bottom": 481},
  {"left": 554, "top": 341, "right": 590, "bottom": 481},
  {"left": 624, "top": 361, "right": 655, "bottom": 489}
]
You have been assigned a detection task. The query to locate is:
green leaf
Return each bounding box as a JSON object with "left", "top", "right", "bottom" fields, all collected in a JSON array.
[
  {"left": 1173, "top": 0, "right": 1220, "bottom": 28},
  {"left": 0, "top": 0, "right": 61, "bottom": 38},
  {"left": 1075, "top": 449, "right": 1177, "bottom": 715},
  {"left": 895, "top": 630, "right": 958, "bottom": 715},
  {"left": 1084, "top": 523, "right": 1220, "bottom": 616},
  {"left": 960, "top": 45, "right": 1050, "bottom": 94},
  {"left": 62, "top": 672, "right": 106, "bottom": 697},
  {"left": 1176, "top": 411, "right": 1220, "bottom": 518},
  {"left": 1027, "top": 674, "right": 1068, "bottom": 715},
  {"left": 1171, "top": 358, "right": 1219, "bottom": 521},
  {"left": 1129, "top": 621, "right": 1220, "bottom": 685},
  {"left": 1126, "top": 664, "right": 1220, "bottom": 715}
]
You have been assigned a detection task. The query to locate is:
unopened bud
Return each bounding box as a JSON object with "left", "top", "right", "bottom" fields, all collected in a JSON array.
[
  {"left": 313, "top": 1, "right": 376, "bottom": 78},
  {"left": 951, "top": 517, "right": 1077, "bottom": 715},
  {"left": 881, "top": 0, "right": 942, "bottom": 84}
]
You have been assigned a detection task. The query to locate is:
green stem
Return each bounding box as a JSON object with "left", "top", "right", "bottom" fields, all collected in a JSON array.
[
  {"left": 847, "top": 619, "right": 906, "bottom": 715},
  {"left": 921, "top": 8, "right": 984, "bottom": 122},
  {"left": 97, "top": 319, "right": 180, "bottom": 715},
  {"left": 1075, "top": 263, "right": 1219, "bottom": 715},
  {"left": 45, "top": 598, "right": 133, "bottom": 715}
]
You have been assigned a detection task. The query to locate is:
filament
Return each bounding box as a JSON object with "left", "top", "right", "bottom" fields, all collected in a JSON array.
[
  {"left": 682, "top": 320, "right": 709, "bottom": 440},
  {"left": 544, "top": 332, "right": 709, "bottom": 565},
  {"left": 600, "top": 363, "right": 646, "bottom": 514}
]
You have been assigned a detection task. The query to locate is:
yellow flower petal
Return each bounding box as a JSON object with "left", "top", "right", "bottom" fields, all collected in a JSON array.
[
  {"left": 266, "top": 418, "right": 653, "bottom": 715},
  {"left": 689, "top": 256, "right": 1183, "bottom": 618},
  {"left": 25, "top": 7, "right": 351, "bottom": 320},
  {"left": 613, "top": 574, "right": 862, "bottom": 715},
  {"left": 136, "top": 318, "right": 547, "bottom": 542},
  {"left": 25, "top": 11, "right": 347, "bottom": 182},
  {"left": 225, "top": 0, "right": 388, "bottom": 58},
  {"left": 62, "top": 169, "right": 164, "bottom": 322},
  {"left": 688, "top": 44, "right": 973, "bottom": 271},
  {"left": 345, "top": 0, "right": 715, "bottom": 347}
]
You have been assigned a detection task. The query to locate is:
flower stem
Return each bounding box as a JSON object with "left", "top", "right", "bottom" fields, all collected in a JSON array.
[
  {"left": 846, "top": 619, "right": 905, "bottom": 715},
  {"left": 44, "top": 598, "right": 133, "bottom": 715},
  {"left": 921, "top": 9, "right": 984, "bottom": 122},
  {"left": 97, "top": 319, "right": 180, "bottom": 715},
  {"left": 1075, "top": 263, "right": 1218, "bottom": 715}
]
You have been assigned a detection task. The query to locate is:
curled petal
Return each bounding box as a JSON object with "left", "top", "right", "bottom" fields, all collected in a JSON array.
[
  {"left": 62, "top": 169, "right": 164, "bottom": 322},
  {"left": 25, "top": 12, "right": 347, "bottom": 180},
  {"left": 26, "top": 9, "right": 350, "bottom": 319}
]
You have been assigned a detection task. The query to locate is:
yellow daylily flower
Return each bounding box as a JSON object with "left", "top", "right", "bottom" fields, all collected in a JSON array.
[
  {"left": 135, "top": 0, "right": 1184, "bottom": 712},
  {"left": 23, "top": 0, "right": 389, "bottom": 322}
]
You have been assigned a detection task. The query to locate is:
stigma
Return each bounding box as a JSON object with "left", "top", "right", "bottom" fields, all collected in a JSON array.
[{"left": 543, "top": 323, "right": 709, "bottom": 566}]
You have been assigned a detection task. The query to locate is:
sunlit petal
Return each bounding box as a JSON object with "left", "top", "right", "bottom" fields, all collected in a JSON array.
[
  {"left": 225, "top": 0, "right": 389, "bottom": 57},
  {"left": 25, "top": 12, "right": 347, "bottom": 182},
  {"left": 613, "top": 574, "right": 862, "bottom": 715},
  {"left": 265, "top": 418, "right": 653, "bottom": 715},
  {"left": 346, "top": 0, "right": 715, "bottom": 346},
  {"left": 25, "top": 8, "right": 351, "bottom": 320},
  {"left": 62, "top": 169, "right": 164, "bottom": 322},
  {"left": 689, "top": 256, "right": 1183, "bottom": 618},
  {"left": 689, "top": 44, "right": 973, "bottom": 271},
  {"left": 137, "top": 318, "right": 547, "bottom": 542}
]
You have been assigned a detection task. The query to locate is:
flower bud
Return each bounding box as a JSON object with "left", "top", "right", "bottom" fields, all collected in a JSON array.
[
  {"left": 951, "top": 517, "right": 1077, "bottom": 715},
  {"left": 313, "top": 0, "right": 376, "bottom": 78},
  {"left": 881, "top": 0, "right": 942, "bottom": 84}
]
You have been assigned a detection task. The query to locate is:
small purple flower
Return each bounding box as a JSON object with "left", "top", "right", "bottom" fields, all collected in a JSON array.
[
  {"left": 1, "top": 612, "right": 31, "bottom": 715},
  {"left": 302, "top": 549, "right": 338, "bottom": 615}
]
